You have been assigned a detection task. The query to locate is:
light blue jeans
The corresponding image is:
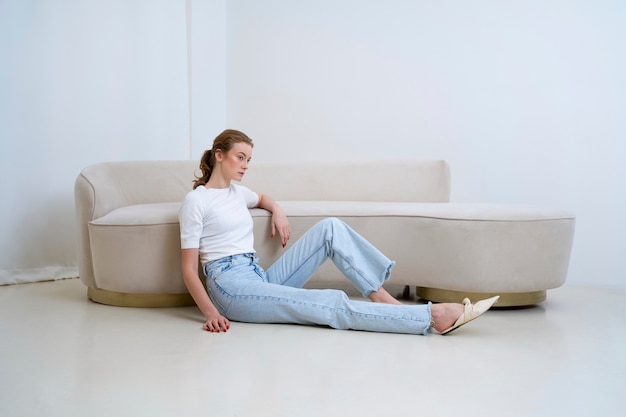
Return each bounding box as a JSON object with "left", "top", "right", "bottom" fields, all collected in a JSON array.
[{"left": 203, "top": 218, "right": 432, "bottom": 335}]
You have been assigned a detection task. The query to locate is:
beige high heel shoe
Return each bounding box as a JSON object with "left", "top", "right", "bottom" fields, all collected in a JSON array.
[{"left": 439, "top": 295, "right": 500, "bottom": 335}]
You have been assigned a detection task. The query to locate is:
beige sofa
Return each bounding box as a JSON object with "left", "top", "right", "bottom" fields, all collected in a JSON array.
[{"left": 74, "top": 160, "right": 575, "bottom": 308}]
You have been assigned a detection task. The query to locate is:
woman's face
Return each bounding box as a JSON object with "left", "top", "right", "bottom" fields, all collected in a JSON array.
[{"left": 218, "top": 142, "right": 253, "bottom": 182}]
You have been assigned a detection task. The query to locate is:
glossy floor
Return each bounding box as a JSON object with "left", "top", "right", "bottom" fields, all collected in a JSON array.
[{"left": 0, "top": 278, "right": 624, "bottom": 417}]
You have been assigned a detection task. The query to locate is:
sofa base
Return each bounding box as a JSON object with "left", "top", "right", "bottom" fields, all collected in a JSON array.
[
  {"left": 87, "top": 287, "right": 195, "bottom": 308},
  {"left": 416, "top": 287, "right": 546, "bottom": 307}
]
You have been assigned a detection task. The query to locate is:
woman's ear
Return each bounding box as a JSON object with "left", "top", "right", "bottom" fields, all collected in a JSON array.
[{"left": 214, "top": 149, "right": 224, "bottom": 162}]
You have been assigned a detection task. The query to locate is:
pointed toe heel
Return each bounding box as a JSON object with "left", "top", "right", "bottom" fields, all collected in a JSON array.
[{"left": 440, "top": 295, "right": 500, "bottom": 335}]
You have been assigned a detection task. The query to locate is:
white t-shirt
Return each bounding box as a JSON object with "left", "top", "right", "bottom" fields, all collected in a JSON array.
[{"left": 179, "top": 183, "right": 260, "bottom": 265}]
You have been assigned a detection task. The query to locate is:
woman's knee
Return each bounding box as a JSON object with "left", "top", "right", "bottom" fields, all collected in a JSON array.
[{"left": 317, "top": 217, "right": 345, "bottom": 231}]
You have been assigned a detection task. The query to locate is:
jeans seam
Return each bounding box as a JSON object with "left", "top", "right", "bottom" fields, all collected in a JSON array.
[
  {"left": 332, "top": 246, "right": 379, "bottom": 296},
  {"left": 224, "top": 292, "right": 428, "bottom": 323},
  {"left": 275, "top": 244, "right": 327, "bottom": 287}
]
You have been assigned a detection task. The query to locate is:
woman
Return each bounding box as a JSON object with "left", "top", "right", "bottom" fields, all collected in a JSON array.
[{"left": 179, "top": 129, "right": 499, "bottom": 335}]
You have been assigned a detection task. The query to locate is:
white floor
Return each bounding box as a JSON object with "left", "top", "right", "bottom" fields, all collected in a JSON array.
[{"left": 0, "top": 278, "right": 624, "bottom": 417}]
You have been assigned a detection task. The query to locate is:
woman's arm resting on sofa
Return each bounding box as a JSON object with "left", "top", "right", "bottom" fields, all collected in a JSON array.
[
  {"left": 181, "top": 248, "right": 230, "bottom": 333},
  {"left": 257, "top": 193, "right": 291, "bottom": 247}
]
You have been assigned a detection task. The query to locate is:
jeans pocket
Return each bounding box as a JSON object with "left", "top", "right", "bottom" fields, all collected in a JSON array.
[
  {"left": 253, "top": 263, "right": 266, "bottom": 280},
  {"left": 207, "top": 258, "right": 232, "bottom": 281}
]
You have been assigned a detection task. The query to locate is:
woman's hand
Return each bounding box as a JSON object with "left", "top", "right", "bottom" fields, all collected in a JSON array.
[
  {"left": 203, "top": 313, "right": 230, "bottom": 333},
  {"left": 181, "top": 248, "right": 231, "bottom": 334},
  {"left": 271, "top": 209, "right": 291, "bottom": 248},
  {"left": 257, "top": 194, "right": 291, "bottom": 248}
]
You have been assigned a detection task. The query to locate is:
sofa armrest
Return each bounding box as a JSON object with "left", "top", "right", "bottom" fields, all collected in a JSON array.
[
  {"left": 75, "top": 172, "right": 97, "bottom": 287},
  {"left": 74, "top": 160, "right": 196, "bottom": 288}
]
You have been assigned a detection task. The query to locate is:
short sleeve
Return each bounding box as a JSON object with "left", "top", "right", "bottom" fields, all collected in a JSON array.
[
  {"left": 234, "top": 183, "right": 260, "bottom": 208},
  {"left": 179, "top": 191, "right": 204, "bottom": 249}
]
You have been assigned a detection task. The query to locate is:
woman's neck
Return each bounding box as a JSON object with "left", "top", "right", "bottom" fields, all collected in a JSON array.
[{"left": 205, "top": 173, "right": 231, "bottom": 189}]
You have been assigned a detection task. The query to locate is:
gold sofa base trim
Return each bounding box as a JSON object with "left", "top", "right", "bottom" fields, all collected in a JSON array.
[
  {"left": 87, "top": 286, "right": 545, "bottom": 308},
  {"left": 88, "top": 287, "right": 195, "bottom": 308},
  {"left": 416, "top": 287, "right": 546, "bottom": 307}
]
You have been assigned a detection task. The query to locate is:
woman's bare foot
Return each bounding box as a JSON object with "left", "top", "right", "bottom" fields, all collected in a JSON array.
[
  {"left": 430, "top": 303, "right": 464, "bottom": 333},
  {"left": 368, "top": 287, "right": 403, "bottom": 305}
]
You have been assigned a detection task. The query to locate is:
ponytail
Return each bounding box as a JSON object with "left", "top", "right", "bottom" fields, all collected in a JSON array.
[
  {"left": 192, "top": 149, "right": 215, "bottom": 189},
  {"left": 192, "top": 129, "right": 254, "bottom": 189}
]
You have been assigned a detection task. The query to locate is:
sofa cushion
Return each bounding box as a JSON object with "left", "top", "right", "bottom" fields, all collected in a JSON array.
[
  {"left": 88, "top": 203, "right": 184, "bottom": 294},
  {"left": 269, "top": 201, "right": 574, "bottom": 221},
  {"left": 251, "top": 201, "right": 576, "bottom": 294},
  {"left": 87, "top": 200, "right": 575, "bottom": 297},
  {"left": 90, "top": 203, "right": 180, "bottom": 226}
]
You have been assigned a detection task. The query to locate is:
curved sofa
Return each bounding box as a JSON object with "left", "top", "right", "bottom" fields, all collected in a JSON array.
[{"left": 75, "top": 160, "right": 575, "bottom": 308}]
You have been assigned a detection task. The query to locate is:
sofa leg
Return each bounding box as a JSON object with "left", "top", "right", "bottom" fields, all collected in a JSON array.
[
  {"left": 416, "top": 287, "right": 547, "bottom": 307},
  {"left": 87, "top": 287, "right": 195, "bottom": 308},
  {"left": 402, "top": 285, "right": 412, "bottom": 300}
]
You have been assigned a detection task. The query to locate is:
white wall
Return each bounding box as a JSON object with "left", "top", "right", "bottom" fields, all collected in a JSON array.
[
  {"left": 0, "top": 0, "right": 191, "bottom": 284},
  {"left": 226, "top": 0, "right": 625, "bottom": 289},
  {"left": 188, "top": 0, "right": 227, "bottom": 158},
  {"left": 1, "top": 0, "right": 623, "bottom": 290}
]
